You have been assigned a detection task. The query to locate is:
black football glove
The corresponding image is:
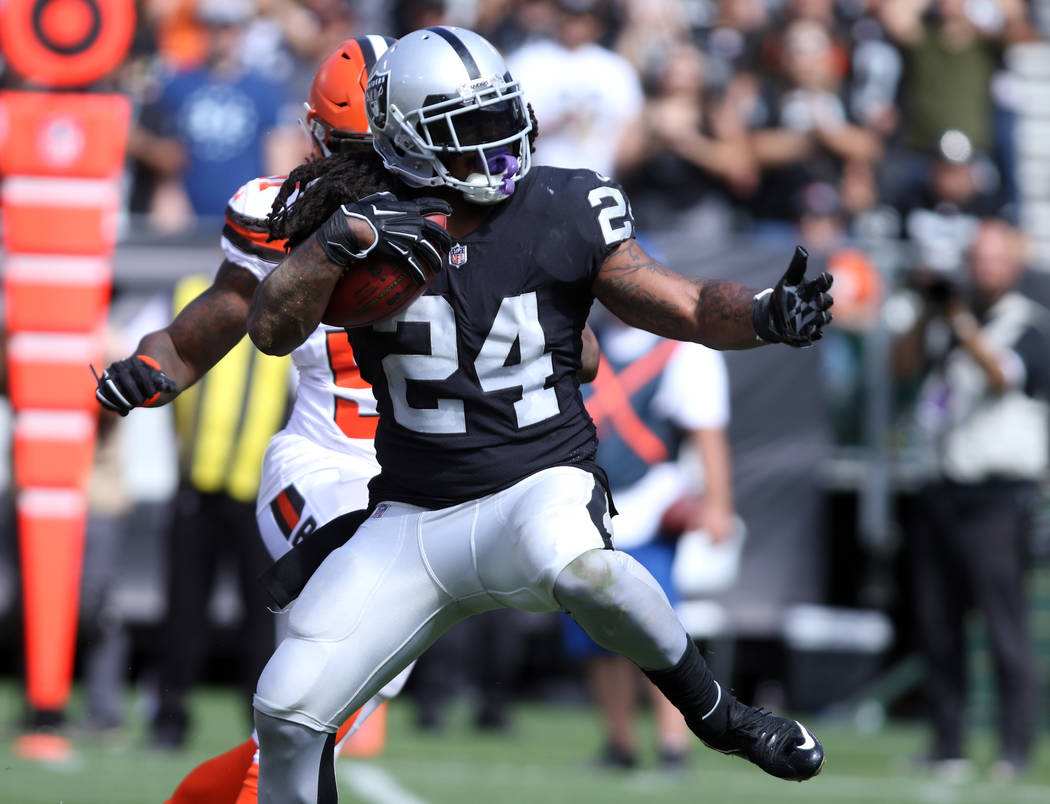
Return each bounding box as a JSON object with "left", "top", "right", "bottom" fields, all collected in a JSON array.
[
  {"left": 315, "top": 192, "right": 454, "bottom": 284},
  {"left": 92, "top": 355, "right": 176, "bottom": 416},
  {"left": 752, "top": 246, "right": 834, "bottom": 347}
]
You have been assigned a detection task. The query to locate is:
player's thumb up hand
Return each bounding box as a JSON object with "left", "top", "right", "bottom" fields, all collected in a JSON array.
[{"left": 752, "top": 246, "right": 834, "bottom": 347}]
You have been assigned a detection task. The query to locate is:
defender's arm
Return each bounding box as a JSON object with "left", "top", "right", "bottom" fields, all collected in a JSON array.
[
  {"left": 95, "top": 261, "right": 258, "bottom": 414},
  {"left": 578, "top": 324, "right": 600, "bottom": 383}
]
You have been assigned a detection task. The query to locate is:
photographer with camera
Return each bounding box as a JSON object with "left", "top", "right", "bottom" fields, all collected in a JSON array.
[{"left": 892, "top": 216, "right": 1050, "bottom": 780}]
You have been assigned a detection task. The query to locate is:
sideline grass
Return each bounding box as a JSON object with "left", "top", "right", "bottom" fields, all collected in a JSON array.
[{"left": 0, "top": 683, "right": 1047, "bottom": 803}]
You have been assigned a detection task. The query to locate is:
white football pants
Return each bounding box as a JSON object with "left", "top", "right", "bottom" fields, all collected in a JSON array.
[
  {"left": 253, "top": 464, "right": 613, "bottom": 731},
  {"left": 253, "top": 430, "right": 411, "bottom": 751}
]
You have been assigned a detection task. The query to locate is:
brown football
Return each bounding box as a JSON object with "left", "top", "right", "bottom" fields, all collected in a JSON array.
[{"left": 321, "top": 214, "right": 447, "bottom": 329}]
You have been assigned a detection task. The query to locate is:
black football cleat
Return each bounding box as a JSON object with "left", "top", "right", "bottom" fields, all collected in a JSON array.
[{"left": 702, "top": 700, "right": 825, "bottom": 781}]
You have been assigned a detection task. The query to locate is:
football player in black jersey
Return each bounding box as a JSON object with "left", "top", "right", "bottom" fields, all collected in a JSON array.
[{"left": 247, "top": 27, "right": 833, "bottom": 803}]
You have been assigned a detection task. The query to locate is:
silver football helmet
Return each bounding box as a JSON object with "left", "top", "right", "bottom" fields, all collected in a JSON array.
[{"left": 364, "top": 27, "right": 532, "bottom": 205}]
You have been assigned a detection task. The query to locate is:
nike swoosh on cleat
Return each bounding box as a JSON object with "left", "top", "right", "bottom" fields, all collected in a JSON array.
[{"left": 795, "top": 722, "right": 816, "bottom": 750}]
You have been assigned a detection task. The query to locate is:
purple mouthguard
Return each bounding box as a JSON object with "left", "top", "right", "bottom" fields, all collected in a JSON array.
[{"left": 480, "top": 146, "right": 520, "bottom": 196}]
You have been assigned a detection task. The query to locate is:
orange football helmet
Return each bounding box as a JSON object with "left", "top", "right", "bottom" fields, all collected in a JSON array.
[{"left": 304, "top": 35, "right": 395, "bottom": 156}]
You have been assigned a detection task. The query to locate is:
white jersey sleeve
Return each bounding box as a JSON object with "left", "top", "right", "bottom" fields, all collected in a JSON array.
[{"left": 220, "top": 175, "right": 292, "bottom": 281}]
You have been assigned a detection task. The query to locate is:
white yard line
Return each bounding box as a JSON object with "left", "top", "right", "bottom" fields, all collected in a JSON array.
[{"left": 339, "top": 761, "right": 431, "bottom": 804}]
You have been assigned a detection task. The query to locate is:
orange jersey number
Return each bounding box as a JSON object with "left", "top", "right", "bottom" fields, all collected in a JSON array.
[{"left": 325, "top": 331, "right": 378, "bottom": 440}]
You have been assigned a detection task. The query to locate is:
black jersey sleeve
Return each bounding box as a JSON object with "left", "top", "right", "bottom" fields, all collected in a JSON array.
[{"left": 538, "top": 169, "right": 636, "bottom": 282}]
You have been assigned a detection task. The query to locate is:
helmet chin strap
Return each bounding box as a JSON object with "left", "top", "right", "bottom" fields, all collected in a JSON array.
[{"left": 462, "top": 146, "right": 519, "bottom": 204}]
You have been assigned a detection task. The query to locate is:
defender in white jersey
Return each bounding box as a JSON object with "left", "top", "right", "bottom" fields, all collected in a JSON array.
[
  {"left": 221, "top": 173, "right": 382, "bottom": 561},
  {"left": 94, "top": 36, "right": 411, "bottom": 804}
]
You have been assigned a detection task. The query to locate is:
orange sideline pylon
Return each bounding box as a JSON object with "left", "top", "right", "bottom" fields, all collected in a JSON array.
[
  {"left": 0, "top": 88, "right": 130, "bottom": 727},
  {"left": 338, "top": 702, "right": 388, "bottom": 758},
  {"left": 17, "top": 489, "right": 87, "bottom": 712}
]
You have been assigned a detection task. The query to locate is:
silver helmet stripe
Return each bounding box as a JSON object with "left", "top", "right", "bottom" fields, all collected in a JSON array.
[{"left": 425, "top": 26, "right": 482, "bottom": 80}]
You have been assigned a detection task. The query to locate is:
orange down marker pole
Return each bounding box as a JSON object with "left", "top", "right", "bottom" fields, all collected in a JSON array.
[
  {"left": 17, "top": 490, "right": 87, "bottom": 710},
  {"left": 0, "top": 0, "right": 135, "bottom": 733}
]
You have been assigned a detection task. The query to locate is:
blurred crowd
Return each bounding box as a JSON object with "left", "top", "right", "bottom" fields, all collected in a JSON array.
[
  {"left": 2, "top": 0, "right": 1050, "bottom": 781},
  {"left": 0, "top": 0, "right": 1039, "bottom": 242},
  {"left": 68, "top": 2, "right": 1050, "bottom": 235}
]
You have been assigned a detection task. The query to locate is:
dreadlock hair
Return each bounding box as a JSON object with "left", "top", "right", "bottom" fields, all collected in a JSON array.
[
  {"left": 267, "top": 103, "right": 540, "bottom": 250},
  {"left": 267, "top": 148, "right": 402, "bottom": 251}
]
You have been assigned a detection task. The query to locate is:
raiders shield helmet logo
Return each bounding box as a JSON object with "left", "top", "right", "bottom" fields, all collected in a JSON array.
[
  {"left": 365, "top": 71, "right": 389, "bottom": 130},
  {"left": 449, "top": 243, "right": 468, "bottom": 267}
]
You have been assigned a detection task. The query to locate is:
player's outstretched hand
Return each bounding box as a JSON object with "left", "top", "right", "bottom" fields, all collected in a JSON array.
[
  {"left": 752, "top": 246, "right": 834, "bottom": 347},
  {"left": 93, "top": 355, "right": 176, "bottom": 416},
  {"left": 316, "top": 192, "right": 454, "bottom": 284}
]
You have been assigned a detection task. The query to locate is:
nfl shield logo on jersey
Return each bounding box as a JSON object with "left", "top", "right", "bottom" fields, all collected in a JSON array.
[{"left": 449, "top": 243, "right": 468, "bottom": 267}]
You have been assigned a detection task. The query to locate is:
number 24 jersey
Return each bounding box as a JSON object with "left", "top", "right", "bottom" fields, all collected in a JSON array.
[{"left": 349, "top": 166, "right": 635, "bottom": 509}]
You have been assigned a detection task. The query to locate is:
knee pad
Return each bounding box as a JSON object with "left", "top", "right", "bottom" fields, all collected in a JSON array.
[
  {"left": 555, "top": 548, "right": 667, "bottom": 612},
  {"left": 553, "top": 548, "right": 626, "bottom": 611},
  {"left": 553, "top": 548, "right": 686, "bottom": 668}
]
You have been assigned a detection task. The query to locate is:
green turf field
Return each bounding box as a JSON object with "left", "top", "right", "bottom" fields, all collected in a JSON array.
[{"left": 0, "top": 684, "right": 1047, "bottom": 804}]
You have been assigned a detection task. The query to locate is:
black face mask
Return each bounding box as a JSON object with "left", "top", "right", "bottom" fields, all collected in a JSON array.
[{"left": 423, "top": 100, "right": 524, "bottom": 149}]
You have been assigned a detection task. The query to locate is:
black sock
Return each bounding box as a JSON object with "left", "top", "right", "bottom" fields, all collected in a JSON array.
[
  {"left": 642, "top": 640, "right": 731, "bottom": 741},
  {"left": 318, "top": 731, "right": 337, "bottom": 804}
]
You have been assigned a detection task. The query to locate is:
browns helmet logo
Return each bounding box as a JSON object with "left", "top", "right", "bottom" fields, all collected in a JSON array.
[{"left": 365, "top": 71, "right": 389, "bottom": 130}]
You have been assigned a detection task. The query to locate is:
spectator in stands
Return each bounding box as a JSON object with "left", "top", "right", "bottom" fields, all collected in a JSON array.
[
  {"left": 391, "top": 0, "right": 450, "bottom": 37},
  {"left": 896, "top": 129, "right": 1004, "bottom": 281},
  {"left": 840, "top": 0, "right": 903, "bottom": 139},
  {"left": 476, "top": 0, "right": 562, "bottom": 54},
  {"left": 878, "top": 0, "right": 1038, "bottom": 201},
  {"left": 693, "top": 0, "right": 768, "bottom": 102},
  {"left": 508, "top": 0, "right": 644, "bottom": 177},
  {"left": 746, "top": 18, "right": 882, "bottom": 226},
  {"left": 614, "top": 0, "right": 691, "bottom": 76},
  {"left": 892, "top": 216, "right": 1048, "bottom": 780},
  {"left": 616, "top": 41, "right": 757, "bottom": 235},
  {"left": 562, "top": 311, "right": 735, "bottom": 771},
  {"left": 239, "top": 0, "right": 356, "bottom": 98},
  {"left": 127, "top": 0, "right": 295, "bottom": 227},
  {"left": 690, "top": 0, "right": 772, "bottom": 196}
]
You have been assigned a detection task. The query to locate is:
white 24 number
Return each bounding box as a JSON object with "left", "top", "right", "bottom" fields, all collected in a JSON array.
[{"left": 373, "top": 292, "right": 560, "bottom": 434}]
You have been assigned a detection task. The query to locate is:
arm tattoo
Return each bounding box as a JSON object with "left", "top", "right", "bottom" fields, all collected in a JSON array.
[
  {"left": 694, "top": 280, "right": 758, "bottom": 346},
  {"left": 599, "top": 241, "right": 686, "bottom": 334},
  {"left": 597, "top": 240, "right": 760, "bottom": 348}
]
